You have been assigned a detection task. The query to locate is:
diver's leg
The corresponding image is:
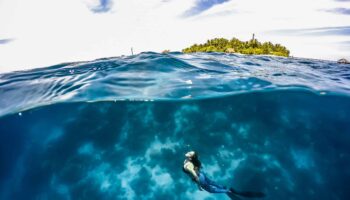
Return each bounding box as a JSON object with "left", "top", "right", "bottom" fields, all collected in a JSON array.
[
  {"left": 204, "top": 174, "right": 227, "bottom": 190},
  {"left": 198, "top": 172, "right": 207, "bottom": 185},
  {"left": 205, "top": 184, "right": 230, "bottom": 193},
  {"left": 200, "top": 173, "right": 230, "bottom": 193}
]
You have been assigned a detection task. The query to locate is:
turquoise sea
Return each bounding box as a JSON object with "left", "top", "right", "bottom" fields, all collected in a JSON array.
[{"left": 1, "top": 52, "right": 350, "bottom": 199}]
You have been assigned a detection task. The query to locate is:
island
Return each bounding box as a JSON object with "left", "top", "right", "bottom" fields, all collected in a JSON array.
[{"left": 182, "top": 36, "right": 290, "bottom": 57}]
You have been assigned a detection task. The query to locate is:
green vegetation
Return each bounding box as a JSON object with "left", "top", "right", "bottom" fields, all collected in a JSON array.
[{"left": 182, "top": 37, "right": 290, "bottom": 57}]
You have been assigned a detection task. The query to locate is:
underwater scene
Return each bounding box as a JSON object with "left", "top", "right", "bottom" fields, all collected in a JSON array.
[{"left": 1, "top": 52, "right": 350, "bottom": 200}]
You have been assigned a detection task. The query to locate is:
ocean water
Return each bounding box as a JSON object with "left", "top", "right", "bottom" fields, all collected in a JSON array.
[{"left": 0, "top": 52, "right": 350, "bottom": 200}]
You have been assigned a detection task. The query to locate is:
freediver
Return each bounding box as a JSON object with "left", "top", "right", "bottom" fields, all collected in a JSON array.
[{"left": 183, "top": 151, "right": 265, "bottom": 199}]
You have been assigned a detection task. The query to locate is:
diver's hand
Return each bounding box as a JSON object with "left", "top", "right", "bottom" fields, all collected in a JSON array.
[
  {"left": 194, "top": 176, "right": 199, "bottom": 183},
  {"left": 195, "top": 177, "right": 203, "bottom": 191},
  {"left": 197, "top": 184, "right": 203, "bottom": 191}
]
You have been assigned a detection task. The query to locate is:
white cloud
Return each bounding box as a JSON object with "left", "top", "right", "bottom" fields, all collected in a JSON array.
[{"left": 0, "top": 0, "right": 350, "bottom": 72}]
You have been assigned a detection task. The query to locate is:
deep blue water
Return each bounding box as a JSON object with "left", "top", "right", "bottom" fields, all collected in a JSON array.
[{"left": 0, "top": 52, "right": 350, "bottom": 200}]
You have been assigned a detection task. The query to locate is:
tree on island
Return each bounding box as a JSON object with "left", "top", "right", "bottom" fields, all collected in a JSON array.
[{"left": 182, "top": 36, "right": 290, "bottom": 57}]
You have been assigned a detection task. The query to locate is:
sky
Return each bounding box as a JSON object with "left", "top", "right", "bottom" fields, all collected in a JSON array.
[{"left": 0, "top": 0, "right": 349, "bottom": 72}]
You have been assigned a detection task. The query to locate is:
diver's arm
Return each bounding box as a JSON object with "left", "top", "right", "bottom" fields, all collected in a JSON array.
[
  {"left": 197, "top": 184, "right": 203, "bottom": 191},
  {"left": 184, "top": 163, "right": 203, "bottom": 190},
  {"left": 184, "top": 162, "right": 199, "bottom": 182}
]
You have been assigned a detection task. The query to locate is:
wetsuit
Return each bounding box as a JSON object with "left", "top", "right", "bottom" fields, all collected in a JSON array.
[{"left": 183, "top": 159, "right": 230, "bottom": 193}]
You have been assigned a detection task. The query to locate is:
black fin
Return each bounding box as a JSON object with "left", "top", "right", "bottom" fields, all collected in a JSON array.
[{"left": 230, "top": 188, "right": 266, "bottom": 198}]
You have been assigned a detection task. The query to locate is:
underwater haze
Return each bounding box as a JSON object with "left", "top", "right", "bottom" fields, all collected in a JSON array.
[{"left": 0, "top": 52, "right": 350, "bottom": 200}]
